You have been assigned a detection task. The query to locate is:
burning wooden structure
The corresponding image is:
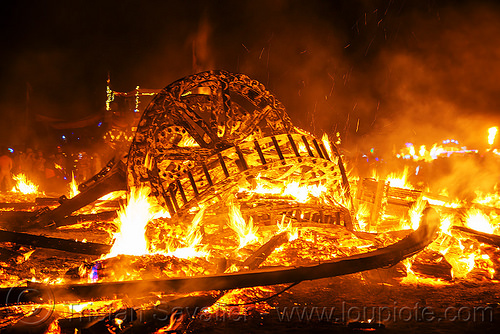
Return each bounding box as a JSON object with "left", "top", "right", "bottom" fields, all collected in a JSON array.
[{"left": 1, "top": 71, "right": 499, "bottom": 333}]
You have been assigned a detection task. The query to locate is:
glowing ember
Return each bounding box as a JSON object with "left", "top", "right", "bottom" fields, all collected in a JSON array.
[
  {"left": 166, "top": 207, "right": 209, "bottom": 259},
  {"left": 204, "top": 286, "right": 276, "bottom": 315},
  {"left": 11, "top": 173, "right": 39, "bottom": 194},
  {"left": 240, "top": 177, "right": 327, "bottom": 204},
  {"left": 177, "top": 135, "right": 199, "bottom": 147},
  {"left": 450, "top": 250, "right": 476, "bottom": 279},
  {"left": 45, "top": 320, "right": 61, "bottom": 333}
]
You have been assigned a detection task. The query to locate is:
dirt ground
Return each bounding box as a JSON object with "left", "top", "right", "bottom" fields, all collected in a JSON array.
[{"left": 187, "top": 273, "right": 500, "bottom": 334}]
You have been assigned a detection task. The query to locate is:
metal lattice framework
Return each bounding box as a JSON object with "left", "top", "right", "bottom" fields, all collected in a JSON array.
[{"left": 128, "top": 70, "right": 352, "bottom": 225}]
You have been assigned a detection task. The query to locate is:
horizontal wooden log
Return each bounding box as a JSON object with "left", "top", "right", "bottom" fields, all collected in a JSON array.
[
  {"left": 0, "top": 230, "right": 111, "bottom": 256},
  {"left": 411, "top": 249, "right": 453, "bottom": 281},
  {"left": 1, "top": 207, "right": 439, "bottom": 306},
  {"left": 451, "top": 225, "right": 500, "bottom": 248},
  {"left": 1, "top": 308, "right": 57, "bottom": 334},
  {"left": 35, "top": 197, "right": 121, "bottom": 208},
  {"left": 0, "top": 211, "right": 34, "bottom": 230},
  {"left": 58, "top": 294, "right": 219, "bottom": 334},
  {"left": 0, "top": 202, "right": 38, "bottom": 209},
  {"left": 35, "top": 197, "right": 63, "bottom": 205},
  {"left": 56, "top": 210, "right": 118, "bottom": 227},
  {"left": 0, "top": 210, "right": 117, "bottom": 231}
]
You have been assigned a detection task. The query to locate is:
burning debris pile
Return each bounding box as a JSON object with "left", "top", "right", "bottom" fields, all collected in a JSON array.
[{"left": 0, "top": 71, "right": 499, "bottom": 333}]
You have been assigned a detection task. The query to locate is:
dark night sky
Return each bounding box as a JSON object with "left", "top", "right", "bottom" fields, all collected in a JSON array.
[{"left": 1, "top": 0, "right": 500, "bottom": 153}]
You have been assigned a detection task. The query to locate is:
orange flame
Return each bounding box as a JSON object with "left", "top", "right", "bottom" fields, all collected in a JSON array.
[
  {"left": 69, "top": 172, "right": 79, "bottom": 198},
  {"left": 166, "top": 207, "right": 209, "bottom": 259},
  {"left": 11, "top": 173, "right": 39, "bottom": 194},
  {"left": 386, "top": 166, "right": 413, "bottom": 189},
  {"left": 106, "top": 187, "right": 169, "bottom": 258},
  {"left": 488, "top": 126, "right": 498, "bottom": 146},
  {"left": 277, "top": 216, "right": 299, "bottom": 241},
  {"left": 240, "top": 177, "right": 327, "bottom": 204},
  {"left": 228, "top": 203, "right": 258, "bottom": 249},
  {"left": 465, "top": 208, "right": 495, "bottom": 234}
]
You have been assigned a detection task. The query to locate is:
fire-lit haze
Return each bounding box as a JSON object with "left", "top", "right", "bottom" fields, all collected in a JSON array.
[
  {"left": 2, "top": 2, "right": 500, "bottom": 331},
  {"left": 2, "top": 1, "right": 500, "bottom": 153}
]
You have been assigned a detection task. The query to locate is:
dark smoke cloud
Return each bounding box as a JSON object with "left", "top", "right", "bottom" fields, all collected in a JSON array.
[{"left": 350, "top": 2, "right": 500, "bottom": 154}]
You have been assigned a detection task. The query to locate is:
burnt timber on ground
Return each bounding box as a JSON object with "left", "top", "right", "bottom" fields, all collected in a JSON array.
[{"left": 0, "top": 207, "right": 439, "bottom": 306}]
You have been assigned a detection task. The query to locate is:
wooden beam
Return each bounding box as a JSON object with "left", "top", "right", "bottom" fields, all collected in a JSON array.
[
  {"left": 30, "top": 161, "right": 127, "bottom": 228},
  {"left": 241, "top": 232, "right": 289, "bottom": 270},
  {"left": 451, "top": 225, "right": 500, "bottom": 248},
  {"left": 0, "top": 230, "right": 112, "bottom": 256},
  {"left": 56, "top": 210, "right": 118, "bottom": 227}
]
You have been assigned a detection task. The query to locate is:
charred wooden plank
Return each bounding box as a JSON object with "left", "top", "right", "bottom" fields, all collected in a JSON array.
[
  {"left": 35, "top": 196, "right": 122, "bottom": 208},
  {"left": 27, "top": 162, "right": 127, "bottom": 228},
  {"left": 301, "top": 136, "right": 315, "bottom": 157},
  {"left": 1, "top": 308, "right": 57, "bottom": 334},
  {"left": 330, "top": 141, "right": 354, "bottom": 218},
  {"left": 56, "top": 210, "right": 118, "bottom": 227},
  {"left": 241, "top": 232, "right": 289, "bottom": 270},
  {"left": 411, "top": 249, "right": 453, "bottom": 281},
  {"left": 0, "top": 202, "right": 38, "bottom": 209},
  {"left": 0, "top": 230, "right": 111, "bottom": 256},
  {"left": 0, "top": 211, "right": 35, "bottom": 230},
  {"left": 0, "top": 247, "right": 23, "bottom": 262},
  {"left": 58, "top": 294, "right": 219, "bottom": 334},
  {"left": 451, "top": 225, "right": 500, "bottom": 248},
  {"left": 35, "top": 197, "right": 62, "bottom": 205}
]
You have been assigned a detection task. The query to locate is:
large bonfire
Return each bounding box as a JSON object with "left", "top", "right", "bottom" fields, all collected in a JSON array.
[{"left": 1, "top": 71, "right": 500, "bottom": 333}]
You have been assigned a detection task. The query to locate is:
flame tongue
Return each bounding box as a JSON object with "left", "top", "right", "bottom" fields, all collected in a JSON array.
[
  {"left": 11, "top": 173, "right": 39, "bottom": 194},
  {"left": 106, "top": 187, "right": 157, "bottom": 258},
  {"left": 165, "top": 207, "right": 209, "bottom": 259},
  {"left": 386, "top": 166, "right": 413, "bottom": 189},
  {"left": 228, "top": 203, "right": 258, "bottom": 250},
  {"left": 69, "top": 172, "right": 79, "bottom": 198},
  {"left": 465, "top": 208, "right": 495, "bottom": 234},
  {"left": 488, "top": 126, "right": 498, "bottom": 146}
]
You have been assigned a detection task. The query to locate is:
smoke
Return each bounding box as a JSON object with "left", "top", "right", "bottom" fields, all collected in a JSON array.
[
  {"left": 2, "top": 0, "right": 500, "bottom": 160},
  {"left": 202, "top": 1, "right": 500, "bottom": 158},
  {"left": 350, "top": 2, "right": 500, "bottom": 154},
  {"left": 426, "top": 153, "right": 500, "bottom": 200}
]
